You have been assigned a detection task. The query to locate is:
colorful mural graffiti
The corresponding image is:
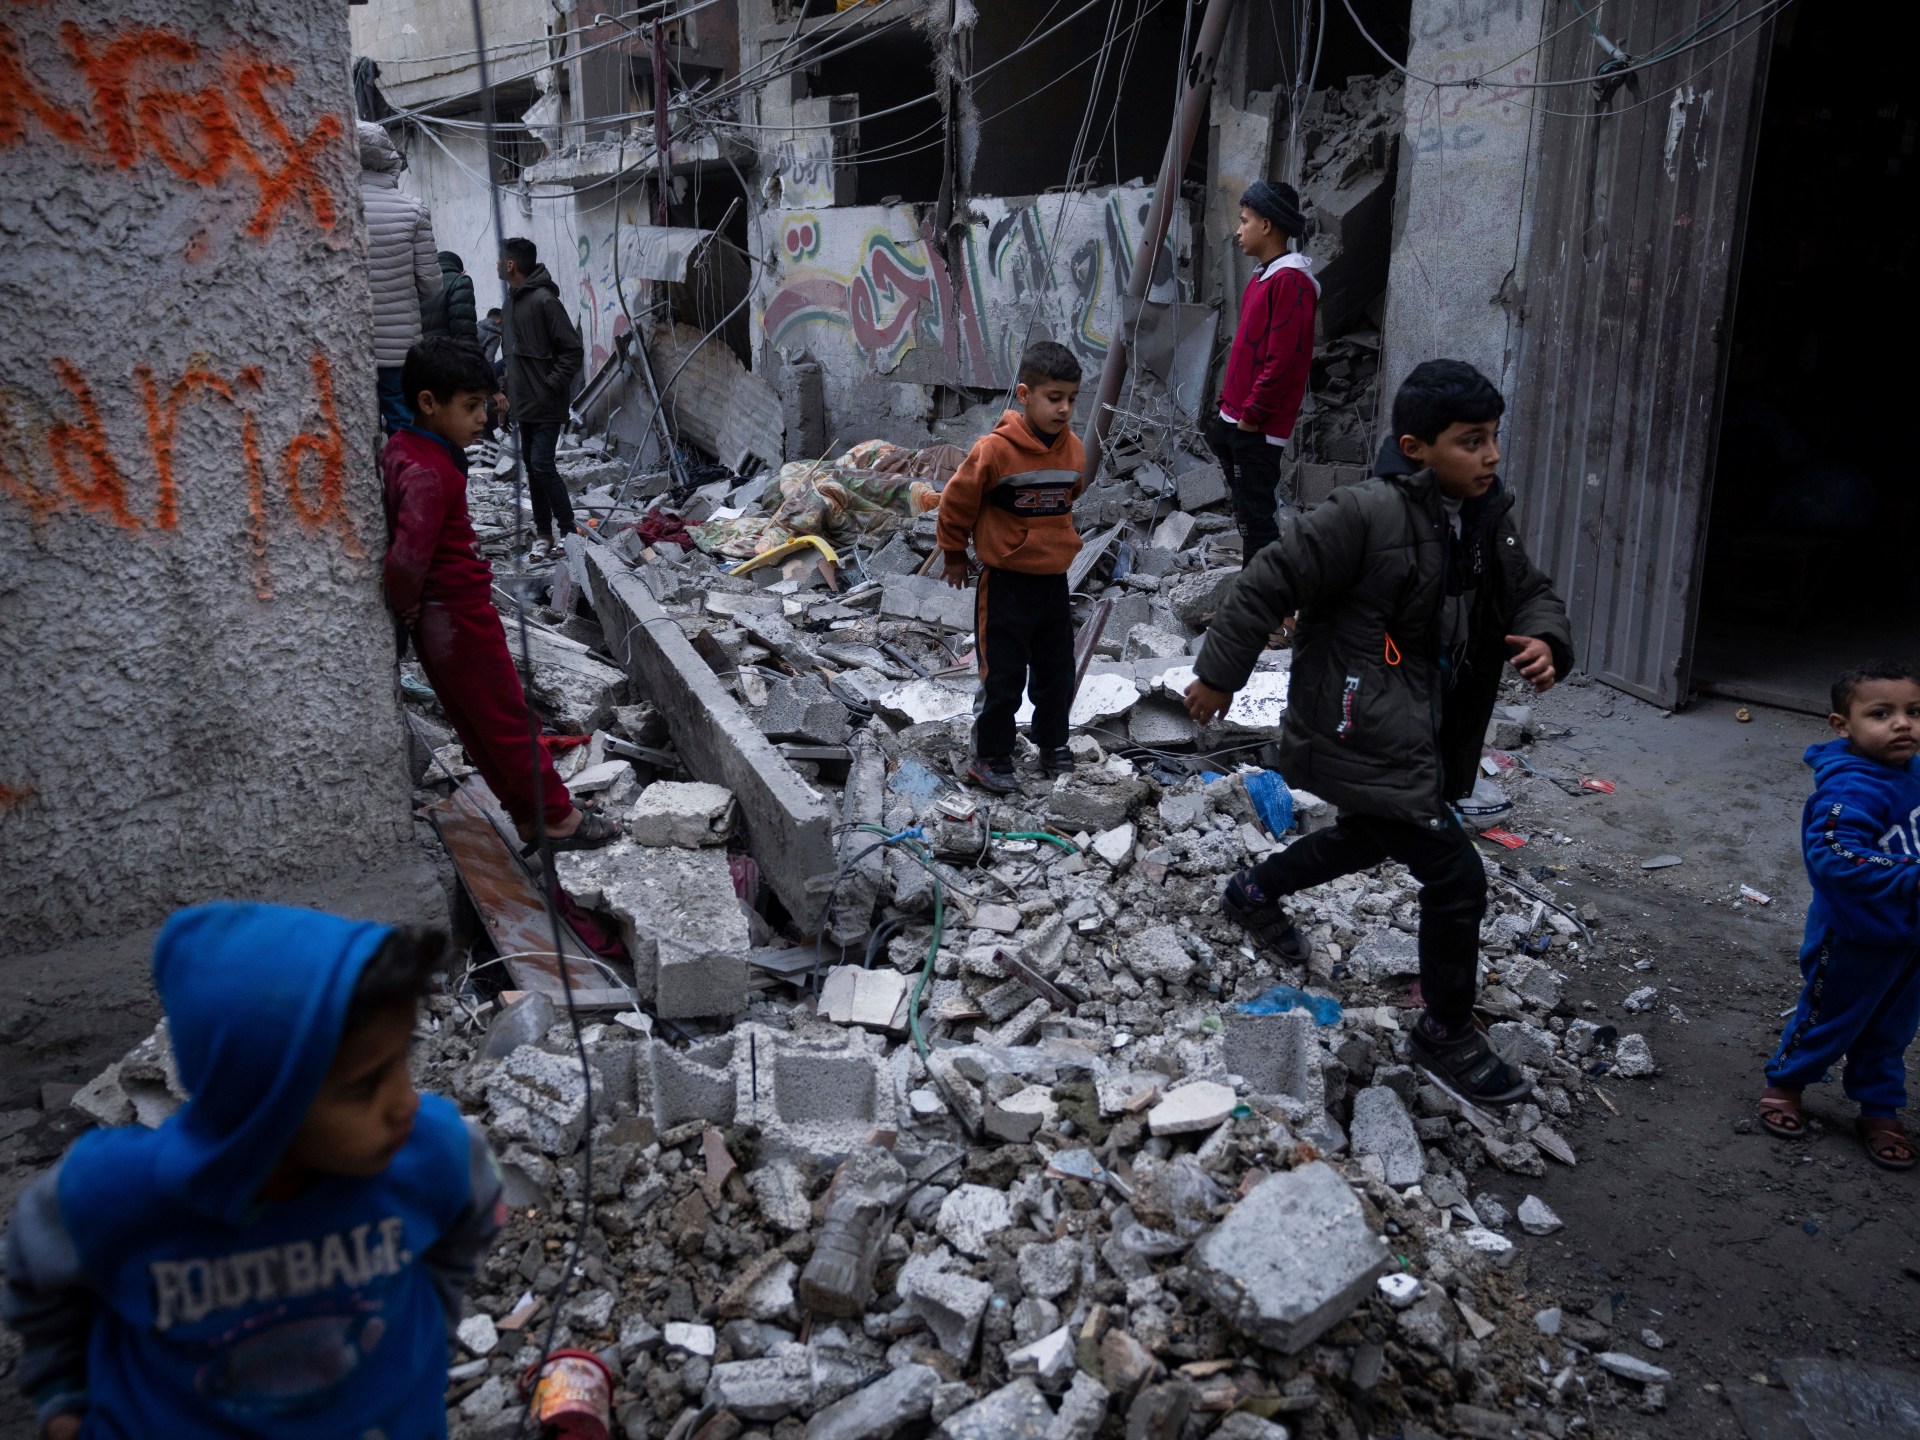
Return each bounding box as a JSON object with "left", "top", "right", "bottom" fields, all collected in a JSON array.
[{"left": 758, "top": 184, "right": 1188, "bottom": 394}]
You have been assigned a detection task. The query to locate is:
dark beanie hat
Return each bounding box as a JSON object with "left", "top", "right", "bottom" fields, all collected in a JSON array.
[{"left": 1241, "top": 181, "right": 1305, "bottom": 238}]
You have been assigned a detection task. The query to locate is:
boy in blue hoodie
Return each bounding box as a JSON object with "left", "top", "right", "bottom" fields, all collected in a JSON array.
[
  {"left": 3, "top": 903, "right": 505, "bottom": 1437},
  {"left": 1759, "top": 661, "right": 1920, "bottom": 1170}
]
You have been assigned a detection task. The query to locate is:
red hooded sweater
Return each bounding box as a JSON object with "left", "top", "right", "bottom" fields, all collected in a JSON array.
[{"left": 1217, "top": 253, "right": 1319, "bottom": 444}]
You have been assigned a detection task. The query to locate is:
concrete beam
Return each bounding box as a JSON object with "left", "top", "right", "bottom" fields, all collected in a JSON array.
[{"left": 583, "top": 545, "right": 836, "bottom": 929}]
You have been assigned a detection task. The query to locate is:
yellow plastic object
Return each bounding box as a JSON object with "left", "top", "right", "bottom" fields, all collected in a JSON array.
[{"left": 728, "top": 534, "right": 841, "bottom": 576}]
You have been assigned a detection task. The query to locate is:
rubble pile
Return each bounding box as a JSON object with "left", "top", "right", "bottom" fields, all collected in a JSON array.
[{"left": 69, "top": 417, "right": 1673, "bottom": 1439}]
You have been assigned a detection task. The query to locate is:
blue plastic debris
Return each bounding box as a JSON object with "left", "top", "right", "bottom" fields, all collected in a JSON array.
[
  {"left": 888, "top": 758, "right": 944, "bottom": 800},
  {"left": 1243, "top": 769, "right": 1295, "bottom": 838},
  {"left": 1238, "top": 983, "right": 1342, "bottom": 1027}
]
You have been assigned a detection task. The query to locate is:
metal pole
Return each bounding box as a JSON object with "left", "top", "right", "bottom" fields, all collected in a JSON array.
[
  {"left": 653, "top": 19, "right": 672, "bottom": 226},
  {"left": 1077, "top": 0, "right": 1238, "bottom": 487}
]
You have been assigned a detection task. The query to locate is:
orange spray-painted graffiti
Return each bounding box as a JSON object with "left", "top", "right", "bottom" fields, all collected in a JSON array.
[
  {"left": 5, "top": 353, "right": 361, "bottom": 600},
  {"left": 0, "top": 19, "right": 343, "bottom": 242}
]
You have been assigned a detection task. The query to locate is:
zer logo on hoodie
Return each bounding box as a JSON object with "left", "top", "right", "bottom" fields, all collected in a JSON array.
[
  {"left": 149, "top": 1218, "right": 412, "bottom": 1331},
  {"left": 1878, "top": 805, "right": 1920, "bottom": 857}
]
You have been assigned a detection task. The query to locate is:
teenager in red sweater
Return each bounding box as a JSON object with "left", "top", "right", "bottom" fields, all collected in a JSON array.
[
  {"left": 382, "top": 338, "right": 618, "bottom": 854},
  {"left": 1211, "top": 181, "right": 1319, "bottom": 558}
]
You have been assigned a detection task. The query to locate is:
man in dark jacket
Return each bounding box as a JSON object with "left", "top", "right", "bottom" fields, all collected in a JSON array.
[
  {"left": 1185, "top": 359, "right": 1575, "bottom": 1106},
  {"left": 498, "top": 236, "right": 584, "bottom": 559},
  {"left": 421, "top": 250, "right": 478, "bottom": 342}
]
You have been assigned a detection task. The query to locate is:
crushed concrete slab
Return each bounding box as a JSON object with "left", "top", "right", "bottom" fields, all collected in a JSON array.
[
  {"left": 556, "top": 840, "right": 748, "bottom": 1018},
  {"left": 628, "top": 780, "right": 736, "bottom": 847},
  {"left": 807, "top": 1363, "right": 940, "bottom": 1440},
  {"left": 1349, "top": 1086, "right": 1424, "bottom": 1187},
  {"left": 1189, "top": 1162, "right": 1391, "bottom": 1353},
  {"left": 585, "top": 547, "right": 836, "bottom": 928},
  {"left": 882, "top": 573, "right": 975, "bottom": 631},
  {"left": 937, "top": 1378, "right": 1054, "bottom": 1440},
  {"left": 1147, "top": 1080, "right": 1237, "bottom": 1136},
  {"left": 899, "top": 1248, "right": 993, "bottom": 1360},
  {"left": 875, "top": 679, "right": 975, "bottom": 727},
  {"left": 1120, "top": 925, "right": 1194, "bottom": 984},
  {"left": 937, "top": 1184, "right": 1014, "bottom": 1257},
  {"left": 485, "top": 1047, "right": 596, "bottom": 1154}
]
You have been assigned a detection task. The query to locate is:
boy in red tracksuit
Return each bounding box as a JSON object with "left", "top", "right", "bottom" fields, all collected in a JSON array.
[
  {"left": 1211, "top": 180, "right": 1319, "bottom": 558},
  {"left": 937, "top": 340, "right": 1086, "bottom": 795},
  {"left": 382, "top": 338, "right": 619, "bottom": 854}
]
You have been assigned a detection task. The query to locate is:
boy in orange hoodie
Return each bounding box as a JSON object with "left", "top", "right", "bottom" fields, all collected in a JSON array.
[{"left": 938, "top": 340, "right": 1086, "bottom": 794}]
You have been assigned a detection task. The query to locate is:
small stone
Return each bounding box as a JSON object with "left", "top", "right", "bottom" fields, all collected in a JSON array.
[
  {"left": 1349, "top": 1086, "right": 1424, "bottom": 1187},
  {"left": 1622, "top": 986, "right": 1659, "bottom": 1013},
  {"left": 664, "top": 1321, "right": 717, "bottom": 1357},
  {"left": 1641, "top": 1327, "right": 1665, "bottom": 1350},
  {"left": 457, "top": 1313, "right": 499, "bottom": 1355},
  {"left": 1146, "top": 1080, "right": 1236, "bottom": 1136},
  {"left": 1005, "top": 1325, "right": 1076, "bottom": 1386},
  {"left": 937, "top": 1378, "right": 1054, "bottom": 1440},
  {"left": 1534, "top": 1307, "right": 1562, "bottom": 1336},
  {"left": 1119, "top": 925, "right": 1194, "bottom": 985},
  {"left": 1612, "top": 1033, "right": 1656, "bottom": 1078},
  {"left": 1377, "top": 1273, "right": 1421, "bottom": 1309},
  {"left": 1595, "top": 1352, "right": 1673, "bottom": 1385},
  {"left": 1099, "top": 1329, "right": 1160, "bottom": 1392},
  {"left": 973, "top": 904, "right": 1022, "bottom": 935},
  {"left": 1459, "top": 1227, "right": 1515, "bottom": 1265},
  {"left": 749, "top": 1160, "right": 815, "bottom": 1232},
  {"left": 460, "top": 1375, "right": 510, "bottom": 1421},
  {"left": 806, "top": 1363, "right": 940, "bottom": 1440},
  {"left": 1091, "top": 823, "right": 1136, "bottom": 868},
  {"left": 1015, "top": 1238, "right": 1084, "bottom": 1301},
  {"left": 1517, "top": 1195, "right": 1563, "bottom": 1236}
]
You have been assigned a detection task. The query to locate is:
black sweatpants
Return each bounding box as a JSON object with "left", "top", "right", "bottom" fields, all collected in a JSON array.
[
  {"left": 1250, "top": 811, "right": 1487, "bottom": 1028},
  {"left": 1208, "top": 416, "right": 1285, "bottom": 557},
  {"left": 973, "top": 567, "right": 1073, "bottom": 759}
]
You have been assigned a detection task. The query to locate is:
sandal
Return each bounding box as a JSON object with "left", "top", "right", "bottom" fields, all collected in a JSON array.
[
  {"left": 1409, "top": 1017, "right": 1533, "bottom": 1107},
  {"left": 1758, "top": 1086, "right": 1807, "bottom": 1140},
  {"left": 520, "top": 808, "right": 621, "bottom": 857},
  {"left": 1222, "top": 870, "right": 1308, "bottom": 965},
  {"left": 1857, "top": 1115, "right": 1916, "bottom": 1172}
]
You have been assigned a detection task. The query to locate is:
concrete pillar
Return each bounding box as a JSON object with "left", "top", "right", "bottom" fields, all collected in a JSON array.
[
  {"left": 0, "top": 1, "right": 421, "bottom": 951},
  {"left": 1380, "top": 0, "right": 1548, "bottom": 410}
]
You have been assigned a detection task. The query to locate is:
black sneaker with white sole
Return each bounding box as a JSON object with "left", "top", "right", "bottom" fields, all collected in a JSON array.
[
  {"left": 1408, "top": 1016, "right": 1533, "bottom": 1107},
  {"left": 1221, "top": 868, "right": 1307, "bottom": 965},
  {"left": 966, "top": 755, "right": 1019, "bottom": 795},
  {"left": 1039, "top": 745, "right": 1075, "bottom": 778}
]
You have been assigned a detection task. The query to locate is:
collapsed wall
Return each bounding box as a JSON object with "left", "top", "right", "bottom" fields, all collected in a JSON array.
[{"left": 0, "top": 1, "right": 413, "bottom": 949}]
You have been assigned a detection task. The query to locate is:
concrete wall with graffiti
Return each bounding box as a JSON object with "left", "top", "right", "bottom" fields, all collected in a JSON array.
[
  {"left": 0, "top": 0, "right": 413, "bottom": 949},
  {"left": 757, "top": 184, "right": 1191, "bottom": 436},
  {"left": 1381, "top": 0, "right": 1546, "bottom": 402}
]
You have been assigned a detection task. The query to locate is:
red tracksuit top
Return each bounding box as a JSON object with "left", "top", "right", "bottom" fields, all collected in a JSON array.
[
  {"left": 381, "top": 427, "right": 494, "bottom": 613},
  {"left": 1217, "top": 254, "right": 1320, "bottom": 443}
]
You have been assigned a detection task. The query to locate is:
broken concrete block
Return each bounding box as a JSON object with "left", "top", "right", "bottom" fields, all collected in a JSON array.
[
  {"left": 1223, "top": 1009, "right": 1317, "bottom": 1103},
  {"left": 882, "top": 572, "right": 976, "bottom": 631},
  {"left": 649, "top": 1036, "right": 740, "bottom": 1129},
  {"left": 1489, "top": 1021, "right": 1555, "bottom": 1071},
  {"left": 1517, "top": 1195, "right": 1563, "bottom": 1236},
  {"left": 1048, "top": 1372, "right": 1110, "bottom": 1440},
  {"left": 705, "top": 1346, "right": 815, "bottom": 1421},
  {"left": 1176, "top": 464, "right": 1229, "bottom": 511},
  {"left": 937, "top": 1184, "right": 1014, "bottom": 1258},
  {"left": 1289, "top": 787, "right": 1335, "bottom": 833},
  {"left": 818, "top": 965, "right": 910, "bottom": 1034},
  {"left": 486, "top": 1047, "right": 595, "bottom": 1155},
  {"left": 1016, "top": 1238, "right": 1085, "bottom": 1301},
  {"left": 748, "top": 1159, "right": 815, "bottom": 1232},
  {"left": 1149, "top": 511, "right": 1197, "bottom": 552},
  {"left": 806, "top": 1363, "right": 940, "bottom": 1440},
  {"left": 585, "top": 549, "right": 837, "bottom": 930},
  {"left": 899, "top": 1248, "right": 993, "bottom": 1360},
  {"left": 1119, "top": 925, "right": 1193, "bottom": 985},
  {"left": 73, "top": 1021, "right": 185, "bottom": 1130},
  {"left": 1188, "top": 1161, "right": 1390, "bottom": 1353},
  {"left": 735, "top": 1021, "right": 896, "bottom": 1165},
  {"left": 1612, "top": 1033, "right": 1656, "bottom": 1078},
  {"left": 514, "top": 624, "right": 628, "bottom": 733},
  {"left": 1349, "top": 1086, "right": 1424, "bottom": 1187},
  {"left": 985, "top": 1085, "right": 1057, "bottom": 1144},
  {"left": 1501, "top": 956, "right": 1564, "bottom": 1010},
  {"left": 1006, "top": 1325, "right": 1076, "bottom": 1388},
  {"left": 1166, "top": 568, "right": 1242, "bottom": 627},
  {"left": 937, "top": 1378, "right": 1054, "bottom": 1440},
  {"left": 1348, "top": 928, "right": 1421, "bottom": 982},
  {"left": 557, "top": 841, "right": 748, "bottom": 1019},
  {"left": 1147, "top": 1080, "right": 1237, "bottom": 1136},
  {"left": 1065, "top": 671, "right": 1140, "bottom": 729},
  {"left": 752, "top": 673, "right": 852, "bottom": 745},
  {"left": 1127, "top": 698, "right": 1198, "bottom": 748},
  {"left": 719, "top": 1253, "right": 800, "bottom": 1321},
  {"left": 628, "top": 781, "right": 736, "bottom": 847},
  {"left": 874, "top": 679, "right": 974, "bottom": 727},
  {"left": 1090, "top": 823, "right": 1136, "bottom": 869},
  {"left": 1125, "top": 625, "right": 1189, "bottom": 660}
]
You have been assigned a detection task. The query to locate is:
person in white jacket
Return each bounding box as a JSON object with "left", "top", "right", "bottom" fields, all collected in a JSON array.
[{"left": 358, "top": 121, "right": 442, "bottom": 435}]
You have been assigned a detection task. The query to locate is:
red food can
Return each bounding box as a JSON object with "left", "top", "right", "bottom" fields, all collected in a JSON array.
[{"left": 520, "top": 1348, "right": 613, "bottom": 1440}]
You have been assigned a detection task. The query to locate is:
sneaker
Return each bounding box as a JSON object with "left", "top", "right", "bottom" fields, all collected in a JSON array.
[
  {"left": 1039, "top": 745, "right": 1075, "bottom": 777},
  {"left": 966, "top": 755, "right": 1019, "bottom": 795},
  {"left": 1221, "top": 868, "right": 1307, "bottom": 964},
  {"left": 1408, "top": 1014, "right": 1532, "bottom": 1107}
]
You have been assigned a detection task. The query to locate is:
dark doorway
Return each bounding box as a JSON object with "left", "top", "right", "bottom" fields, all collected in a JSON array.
[{"left": 1692, "top": 5, "right": 1920, "bottom": 713}]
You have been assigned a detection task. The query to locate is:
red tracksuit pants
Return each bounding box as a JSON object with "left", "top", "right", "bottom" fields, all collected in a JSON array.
[{"left": 413, "top": 596, "right": 573, "bottom": 830}]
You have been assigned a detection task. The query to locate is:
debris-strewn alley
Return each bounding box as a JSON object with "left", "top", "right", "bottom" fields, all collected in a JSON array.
[{"left": 4, "top": 1, "right": 1917, "bottom": 1440}]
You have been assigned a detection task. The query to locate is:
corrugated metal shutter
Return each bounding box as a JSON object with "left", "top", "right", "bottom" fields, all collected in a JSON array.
[{"left": 1507, "top": 4, "right": 1775, "bottom": 706}]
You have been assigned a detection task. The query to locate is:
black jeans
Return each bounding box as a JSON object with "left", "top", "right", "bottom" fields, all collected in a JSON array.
[
  {"left": 1250, "top": 811, "right": 1487, "bottom": 1028},
  {"left": 1208, "top": 415, "right": 1285, "bottom": 557},
  {"left": 973, "top": 567, "right": 1074, "bottom": 759},
  {"left": 519, "top": 421, "right": 574, "bottom": 539}
]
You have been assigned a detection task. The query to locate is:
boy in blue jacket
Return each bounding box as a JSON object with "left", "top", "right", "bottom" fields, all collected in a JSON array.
[
  {"left": 1759, "top": 661, "right": 1920, "bottom": 1170},
  {"left": 3, "top": 903, "right": 505, "bottom": 1437}
]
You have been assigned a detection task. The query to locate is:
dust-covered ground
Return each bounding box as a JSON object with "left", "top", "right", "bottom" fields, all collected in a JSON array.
[{"left": 0, "top": 680, "right": 1913, "bottom": 1439}]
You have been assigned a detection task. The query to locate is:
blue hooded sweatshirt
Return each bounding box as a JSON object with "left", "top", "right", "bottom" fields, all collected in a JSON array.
[
  {"left": 3, "top": 903, "right": 502, "bottom": 1439},
  {"left": 1801, "top": 737, "right": 1920, "bottom": 951}
]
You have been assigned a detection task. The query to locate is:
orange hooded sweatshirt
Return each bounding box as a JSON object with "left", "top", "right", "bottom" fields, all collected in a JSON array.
[{"left": 935, "top": 410, "right": 1087, "bottom": 575}]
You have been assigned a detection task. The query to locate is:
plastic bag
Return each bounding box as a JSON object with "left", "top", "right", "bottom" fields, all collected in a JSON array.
[
  {"left": 1238, "top": 983, "right": 1342, "bottom": 1027},
  {"left": 1243, "top": 769, "right": 1295, "bottom": 837}
]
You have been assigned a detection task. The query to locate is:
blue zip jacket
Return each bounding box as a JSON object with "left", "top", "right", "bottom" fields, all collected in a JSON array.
[
  {"left": 3, "top": 904, "right": 502, "bottom": 1438},
  {"left": 1802, "top": 738, "right": 1920, "bottom": 949}
]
